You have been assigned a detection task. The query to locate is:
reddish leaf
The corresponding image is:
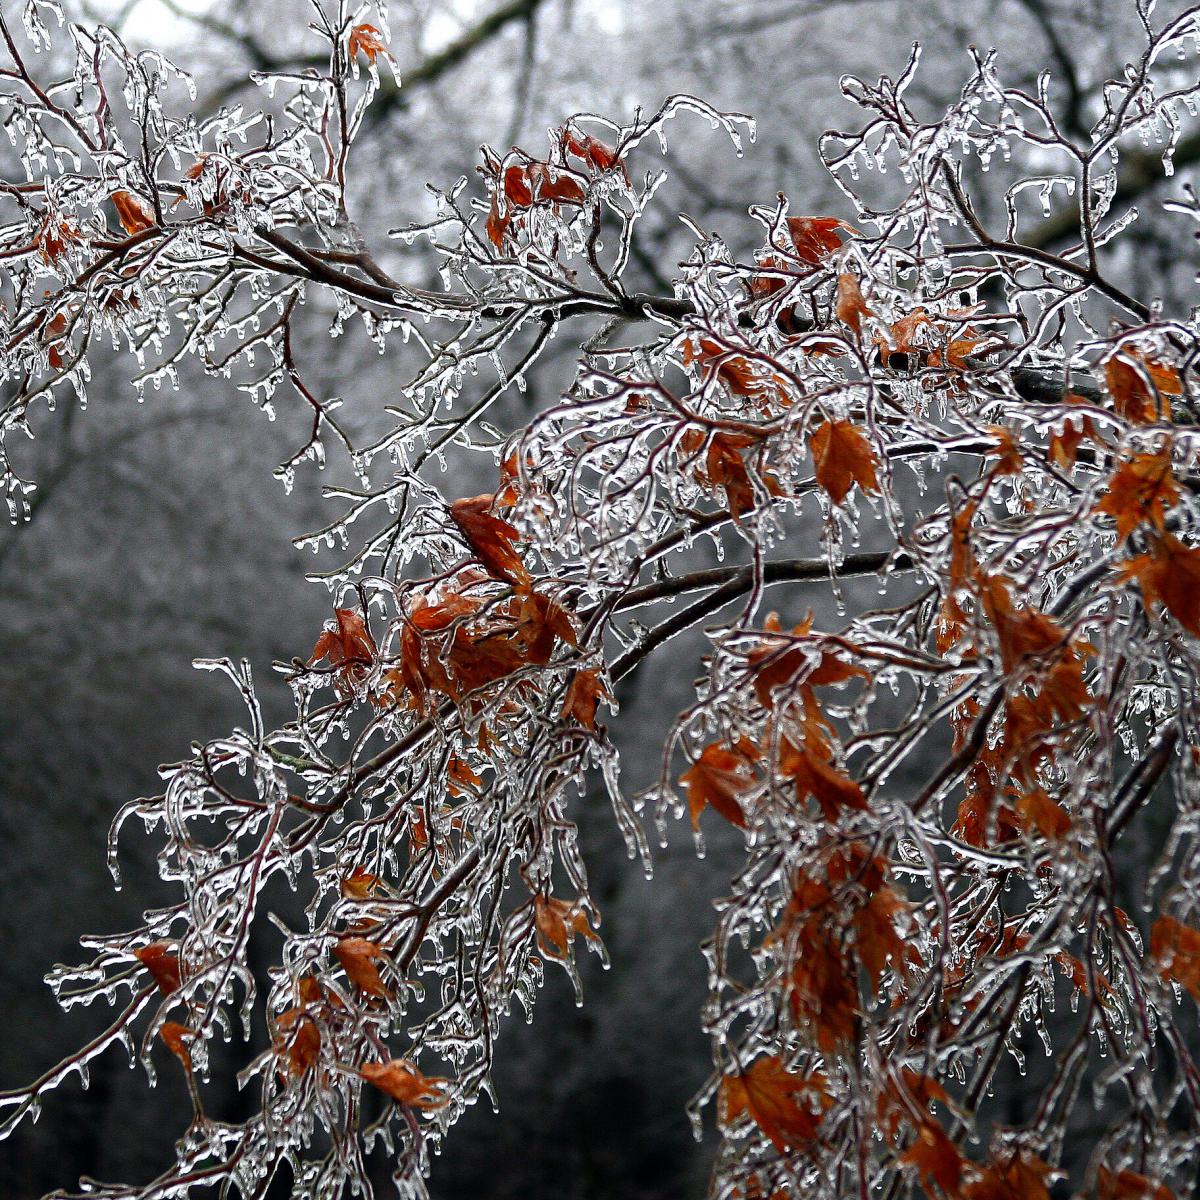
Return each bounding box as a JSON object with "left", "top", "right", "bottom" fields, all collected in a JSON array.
[
  {"left": 1119, "top": 533, "right": 1200, "bottom": 638},
  {"left": 135, "top": 943, "right": 182, "bottom": 995},
  {"left": 159, "top": 1022, "right": 194, "bottom": 1074},
  {"left": 359, "top": 1059, "right": 449, "bottom": 1109},
  {"left": 680, "top": 743, "right": 753, "bottom": 829},
  {"left": 560, "top": 667, "right": 610, "bottom": 728},
  {"left": 533, "top": 894, "right": 600, "bottom": 959},
  {"left": 112, "top": 190, "right": 155, "bottom": 235},
  {"left": 348, "top": 23, "right": 390, "bottom": 64},
  {"left": 334, "top": 936, "right": 390, "bottom": 998},
  {"left": 450, "top": 493, "right": 531, "bottom": 585},
  {"left": 786, "top": 216, "right": 853, "bottom": 264},
  {"left": 719, "top": 1056, "right": 832, "bottom": 1152},
  {"left": 810, "top": 419, "right": 879, "bottom": 505},
  {"left": 1095, "top": 446, "right": 1180, "bottom": 541},
  {"left": 835, "top": 271, "right": 872, "bottom": 334},
  {"left": 1105, "top": 348, "right": 1181, "bottom": 424}
]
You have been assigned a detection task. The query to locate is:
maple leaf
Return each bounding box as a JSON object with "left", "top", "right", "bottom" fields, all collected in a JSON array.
[
  {"left": 809, "top": 419, "right": 879, "bottom": 505},
  {"left": 334, "top": 936, "right": 390, "bottom": 998},
  {"left": 781, "top": 738, "right": 867, "bottom": 823},
  {"left": 680, "top": 742, "right": 754, "bottom": 829},
  {"left": 786, "top": 216, "right": 854, "bottom": 264},
  {"left": 1105, "top": 348, "right": 1181, "bottom": 424},
  {"left": 1098, "top": 1167, "right": 1174, "bottom": 1200},
  {"left": 134, "top": 942, "right": 182, "bottom": 994},
  {"left": 835, "top": 271, "right": 872, "bottom": 334},
  {"left": 747, "top": 613, "right": 868, "bottom": 710},
  {"left": 111, "top": 190, "right": 155, "bottom": 235},
  {"left": 533, "top": 894, "right": 600, "bottom": 959},
  {"left": 1119, "top": 533, "right": 1200, "bottom": 638},
  {"left": 348, "top": 23, "right": 390, "bottom": 64},
  {"left": 1094, "top": 446, "right": 1180, "bottom": 541},
  {"left": 1151, "top": 914, "right": 1200, "bottom": 1002},
  {"left": 719, "top": 1056, "right": 832, "bottom": 1152},
  {"left": 359, "top": 1059, "right": 450, "bottom": 1109},
  {"left": 159, "top": 1022, "right": 195, "bottom": 1074},
  {"left": 683, "top": 336, "right": 787, "bottom": 405},
  {"left": 450, "top": 493, "right": 531, "bottom": 585},
  {"left": 310, "top": 607, "right": 377, "bottom": 694},
  {"left": 560, "top": 667, "right": 610, "bottom": 728}
]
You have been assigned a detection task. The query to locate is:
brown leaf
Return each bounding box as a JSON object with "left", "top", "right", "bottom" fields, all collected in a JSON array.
[
  {"left": 1105, "top": 348, "right": 1181, "bottom": 424},
  {"left": 810, "top": 419, "right": 879, "bottom": 505},
  {"left": 1119, "top": 533, "right": 1200, "bottom": 638},
  {"left": 1152, "top": 914, "right": 1200, "bottom": 1002},
  {"left": 334, "top": 936, "right": 390, "bottom": 998},
  {"left": 135, "top": 943, "right": 182, "bottom": 995},
  {"left": 359, "top": 1059, "right": 449, "bottom": 1109},
  {"left": 680, "top": 742, "right": 754, "bottom": 829},
  {"left": 111, "top": 190, "right": 155, "bottom": 235},
  {"left": 450, "top": 493, "right": 530, "bottom": 585},
  {"left": 533, "top": 894, "right": 600, "bottom": 959},
  {"left": 1095, "top": 446, "right": 1180, "bottom": 541},
  {"left": 835, "top": 272, "right": 872, "bottom": 334},
  {"left": 560, "top": 668, "right": 610, "bottom": 728},
  {"left": 719, "top": 1056, "right": 832, "bottom": 1152}
]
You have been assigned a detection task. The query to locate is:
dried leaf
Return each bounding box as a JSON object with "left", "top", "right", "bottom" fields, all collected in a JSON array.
[
  {"left": 810, "top": 419, "right": 879, "bottom": 505},
  {"left": 359, "top": 1059, "right": 449, "bottom": 1109}
]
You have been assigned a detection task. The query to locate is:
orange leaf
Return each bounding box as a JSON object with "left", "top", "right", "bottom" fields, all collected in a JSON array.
[
  {"left": 1151, "top": 914, "right": 1200, "bottom": 1002},
  {"left": 810, "top": 419, "right": 879, "bottom": 505},
  {"left": 450, "top": 493, "right": 531, "bottom": 585},
  {"left": 835, "top": 272, "right": 872, "bottom": 334},
  {"left": 560, "top": 668, "right": 610, "bottom": 728},
  {"left": 786, "top": 216, "right": 853, "bottom": 264},
  {"left": 986, "top": 425, "right": 1024, "bottom": 476},
  {"left": 341, "top": 866, "right": 381, "bottom": 900},
  {"left": 348, "top": 23, "right": 390, "bottom": 64},
  {"left": 1119, "top": 533, "right": 1200, "bottom": 638},
  {"left": 1014, "top": 787, "right": 1070, "bottom": 840},
  {"left": 680, "top": 743, "right": 753, "bottom": 829},
  {"left": 275, "top": 1007, "right": 321, "bottom": 1077},
  {"left": 359, "top": 1058, "right": 449, "bottom": 1109},
  {"left": 533, "top": 894, "right": 600, "bottom": 959},
  {"left": 901, "top": 1120, "right": 964, "bottom": 1197},
  {"left": 1105, "top": 348, "right": 1181, "bottom": 424},
  {"left": 159, "top": 1022, "right": 194, "bottom": 1074},
  {"left": 135, "top": 943, "right": 182, "bottom": 995},
  {"left": 1094, "top": 446, "right": 1180, "bottom": 541},
  {"left": 111, "top": 190, "right": 155, "bottom": 235},
  {"left": 334, "top": 936, "right": 390, "bottom": 998},
  {"left": 719, "top": 1056, "right": 832, "bottom": 1152},
  {"left": 781, "top": 739, "right": 867, "bottom": 823},
  {"left": 1098, "top": 1167, "right": 1174, "bottom": 1200}
]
